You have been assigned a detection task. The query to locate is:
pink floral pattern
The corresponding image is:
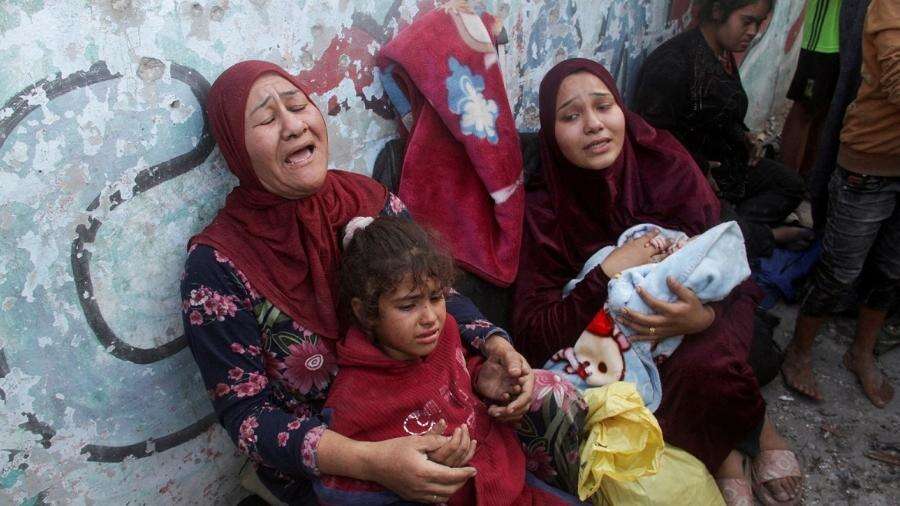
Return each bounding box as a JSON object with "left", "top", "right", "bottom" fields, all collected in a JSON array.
[
  {"left": 523, "top": 443, "right": 557, "bottom": 480},
  {"left": 530, "top": 370, "right": 584, "bottom": 414},
  {"left": 283, "top": 338, "right": 339, "bottom": 395},
  {"left": 302, "top": 425, "right": 326, "bottom": 476},
  {"left": 184, "top": 285, "right": 239, "bottom": 324},
  {"left": 387, "top": 192, "right": 406, "bottom": 215}
]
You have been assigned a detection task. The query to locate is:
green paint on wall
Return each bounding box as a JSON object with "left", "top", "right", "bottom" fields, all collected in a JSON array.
[
  {"left": 84, "top": 41, "right": 99, "bottom": 62},
  {"left": 0, "top": 468, "right": 24, "bottom": 489}
]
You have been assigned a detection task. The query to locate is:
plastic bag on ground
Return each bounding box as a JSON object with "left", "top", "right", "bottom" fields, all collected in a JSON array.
[{"left": 578, "top": 382, "right": 723, "bottom": 505}]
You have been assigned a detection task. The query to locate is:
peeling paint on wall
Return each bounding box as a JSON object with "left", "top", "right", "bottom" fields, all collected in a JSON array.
[{"left": 0, "top": 0, "right": 800, "bottom": 503}]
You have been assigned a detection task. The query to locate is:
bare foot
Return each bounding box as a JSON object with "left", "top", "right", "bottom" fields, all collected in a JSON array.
[
  {"left": 772, "top": 226, "right": 815, "bottom": 251},
  {"left": 781, "top": 343, "right": 823, "bottom": 401},
  {"left": 758, "top": 418, "right": 802, "bottom": 502},
  {"left": 843, "top": 350, "right": 895, "bottom": 408}
]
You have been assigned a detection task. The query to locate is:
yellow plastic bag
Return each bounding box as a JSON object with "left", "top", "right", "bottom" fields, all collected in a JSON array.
[
  {"left": 578, "top": 382, "right": 665, "bottom": 499},
  {"left": 578, "top": 382, "right": 724, "bottom": 505},
  {"left": 595, "top": 445, "right": 725, "bottom": 506}
]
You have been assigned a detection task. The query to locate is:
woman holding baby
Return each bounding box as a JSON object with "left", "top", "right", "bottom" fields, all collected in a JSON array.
[{"left": 511, "top": 58, "right": 803, "bottom": 505}]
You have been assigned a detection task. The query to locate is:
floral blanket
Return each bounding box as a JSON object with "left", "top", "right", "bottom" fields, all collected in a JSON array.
[{"left": 378, "top": 2, "right": 524, "bottom": 286}]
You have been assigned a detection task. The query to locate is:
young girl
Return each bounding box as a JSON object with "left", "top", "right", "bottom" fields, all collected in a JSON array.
[{"left": 316, "top": 217, "right": 579, "bottom": 505}]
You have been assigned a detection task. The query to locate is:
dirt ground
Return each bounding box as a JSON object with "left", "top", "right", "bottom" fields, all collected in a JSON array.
[{"left": 762, "top": 302, "right": 900, "bottom": 505}]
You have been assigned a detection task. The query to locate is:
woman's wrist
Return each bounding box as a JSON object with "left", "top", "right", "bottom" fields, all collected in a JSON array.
[
  {"left": 483, "top": 333, "right": 512, "bottom": 356},
  {"left": 317, "top": 429, "right": 377, "bottom": 481}
]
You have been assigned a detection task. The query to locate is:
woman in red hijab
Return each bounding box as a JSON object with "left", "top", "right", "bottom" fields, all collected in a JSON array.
[
  {"left": 512, "top": 59, "right": 802, "bottom": 505},
  {"left": 181, "top": 61, "right": 534, "bottom": 504}
]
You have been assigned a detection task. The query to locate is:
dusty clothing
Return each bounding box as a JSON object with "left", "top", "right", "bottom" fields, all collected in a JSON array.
[
  {"left": 799, "top": 167, "right": 900, "bottom": 316},
  {"left": 513, "top": 58, "right": 765, "bottom": 473},
  {"left": 837, "top": 0, "right": 900, "bottom": 176},
  {"left": 720, "top": 159, "right": 807, "bottom": 259}
]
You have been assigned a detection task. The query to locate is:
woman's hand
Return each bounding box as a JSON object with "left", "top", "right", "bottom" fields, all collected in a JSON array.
[
  {"left": 600, "top": 229, "right": 667, "bottom": 278},
  {"left": 363, "top": 433, "right": 476, "bottom": 503},
  {"left": 482, "top": 335, "right": 534, "bottom": 423},
  {"left": 616, "top": 277, "right": 715, "bottom": 340}
]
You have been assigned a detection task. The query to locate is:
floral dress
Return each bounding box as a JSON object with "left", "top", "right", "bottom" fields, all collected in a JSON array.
[{"left": 180, "top": 194, "right": 517, "bottom": 503}]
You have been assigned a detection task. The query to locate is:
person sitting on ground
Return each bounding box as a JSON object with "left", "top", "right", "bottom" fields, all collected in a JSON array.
[
  {"left": 181, "top": 60, "right": 535, "bottom": 504},
  {"left": 512, "top": 57, "right": 803, "bottom": 506},
  {"left": 634, "top": 0, "right": 813, "bottom": 259},
  {"left": 318, "top": 216, "right": 579, "bottom": 505},
  {"left": 782, "top": 0, "right": 899, "bottom": 409}
]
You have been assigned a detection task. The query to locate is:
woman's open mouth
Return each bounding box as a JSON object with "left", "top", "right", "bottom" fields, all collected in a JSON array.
[
  {"left": 584, "top": 139, "right": 611, "bottom": 155},
  {"left": 284, "top": 145, "right": 315, "bottom": 166}
]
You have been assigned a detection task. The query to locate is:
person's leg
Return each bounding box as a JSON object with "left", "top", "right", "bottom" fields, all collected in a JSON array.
[
  {"left": 737, "top": 159, "right": 811, "bottom": 250},
  {"left": 721, "top": 197, "right": 777, "bottom": 259},
  {"left": 845, "top": 185, "right": 900, "bottom": 407},
  {"left": 783, "top": 168, "right": 896, "bottom": 400},
  {"left": 780, "top": 102, "right": 814, "bottom": 172},
  {"left": 783, "top": 313, "right": 827, "bottom": 399},
  {"left": 738, "top": 158, "right": 806, "bottom": 225},
  {"left": 655, "top": 281, "right": 765, "bottom": 473},
  {"left": 754, "top": 415, "right": 802, "bottom": 502}
]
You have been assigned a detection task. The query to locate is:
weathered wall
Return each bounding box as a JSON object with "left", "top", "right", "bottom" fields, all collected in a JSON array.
[{"left": 0, "top": 0, "right": 802, "bottom": 503}]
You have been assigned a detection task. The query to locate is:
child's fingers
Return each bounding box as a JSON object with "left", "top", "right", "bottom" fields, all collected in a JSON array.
[
  {"left": 447, "top": 425, "right": 471, "bottom": 467},
  {"left": 425, "top": 419, "right": 447, "bottom": 437},
  {"left": 461, "top": 439, "right": 477, "bottom": 466}
]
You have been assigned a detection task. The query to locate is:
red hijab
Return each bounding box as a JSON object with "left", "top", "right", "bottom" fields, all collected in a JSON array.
[
  {"left": 531, "top": 58, "right": 719, "bottom": 267},
  {"left": 190, "top": 61, "right": 387, "bottom": 339}
]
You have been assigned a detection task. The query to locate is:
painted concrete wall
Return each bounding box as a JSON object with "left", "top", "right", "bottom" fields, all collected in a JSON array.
[{"left": 0, "top": 0, "right": 802, "bottom": 503}]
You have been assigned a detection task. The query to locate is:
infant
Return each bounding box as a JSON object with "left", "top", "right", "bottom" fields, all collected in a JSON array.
[{"left": 548, "top": 221, "right": 750, "bottom": 412}]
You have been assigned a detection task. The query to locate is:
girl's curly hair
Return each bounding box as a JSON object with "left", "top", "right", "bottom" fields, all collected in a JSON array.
[{"left": 339, "top": 217, "right": 456, "bottom": 329}]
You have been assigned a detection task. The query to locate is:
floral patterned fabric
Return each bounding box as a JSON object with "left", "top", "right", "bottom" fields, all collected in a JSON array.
[
  {"left": 446, "top": 56, "right": 500, "bottom": 144},
  {"left": 519, "top": 369, "right": 588, "bottom": 495},
  {"left": 181, "top": 193, "right": 509, "bottom": 503}
]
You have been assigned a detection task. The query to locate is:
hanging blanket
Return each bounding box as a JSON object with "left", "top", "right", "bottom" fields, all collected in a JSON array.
[{"left": 379, "top": 3, "right": 523, "bottom": 286}]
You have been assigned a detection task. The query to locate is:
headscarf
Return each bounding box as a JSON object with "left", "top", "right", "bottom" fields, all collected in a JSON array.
[
  {"left": 190, "top": 60, "right": 387, "bottom": 339},
  {"left": 531, "top": 58, "right": 719, "bottom": 267}
]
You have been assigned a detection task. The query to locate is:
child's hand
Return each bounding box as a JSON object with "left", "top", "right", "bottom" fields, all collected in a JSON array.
[
  {"left": 425, "top": 421, "right": 477, "bottom": 467},
  {"left": 476, "top": 359, "right": 522, "bottom": 403}
]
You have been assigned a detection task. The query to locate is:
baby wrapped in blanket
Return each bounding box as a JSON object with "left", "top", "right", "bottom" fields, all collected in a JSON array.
[{"left": 545, "top": 221, "right": 750, "bottom": 412}]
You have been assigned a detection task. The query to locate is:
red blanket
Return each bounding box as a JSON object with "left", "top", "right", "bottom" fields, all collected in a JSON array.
[{"left": 379, "top": 5, "right": 524, "bottom": 286}]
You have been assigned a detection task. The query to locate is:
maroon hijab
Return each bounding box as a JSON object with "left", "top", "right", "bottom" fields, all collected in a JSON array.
[
  {"left": 531, "top": 58, "right": 719, "bottom": 266},
  {"left": 190, "top": 60, "right": 387, "bottom": 339}
]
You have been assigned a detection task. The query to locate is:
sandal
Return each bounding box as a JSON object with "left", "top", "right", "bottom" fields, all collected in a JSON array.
[
  {"left": 751, "top": 449, "right": 803, "bottom": 505},
  {"left": 716, "top": 453, "right": 752, "bottom": 506}
]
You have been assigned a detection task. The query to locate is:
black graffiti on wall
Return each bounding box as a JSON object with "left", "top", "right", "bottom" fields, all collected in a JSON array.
[
  {"left": 0, "top": 0, "right": 438, "bottom": 464},
  {"left": 0, "top": 60, "right": 216, "bottom": 462}
]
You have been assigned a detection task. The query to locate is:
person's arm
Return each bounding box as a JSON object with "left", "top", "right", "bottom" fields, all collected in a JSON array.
[
  {"left": 874, "top": 1, "right": 900, "bottom": 106},
  {"left": 181, "top": 246, "right": 327, "bottom": 479},
  {"left": 511, "top": 220, "right": 610, "bottom": 366},
  {"left": 316, "top": 430, "right": 475, "bottom": 504}
]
